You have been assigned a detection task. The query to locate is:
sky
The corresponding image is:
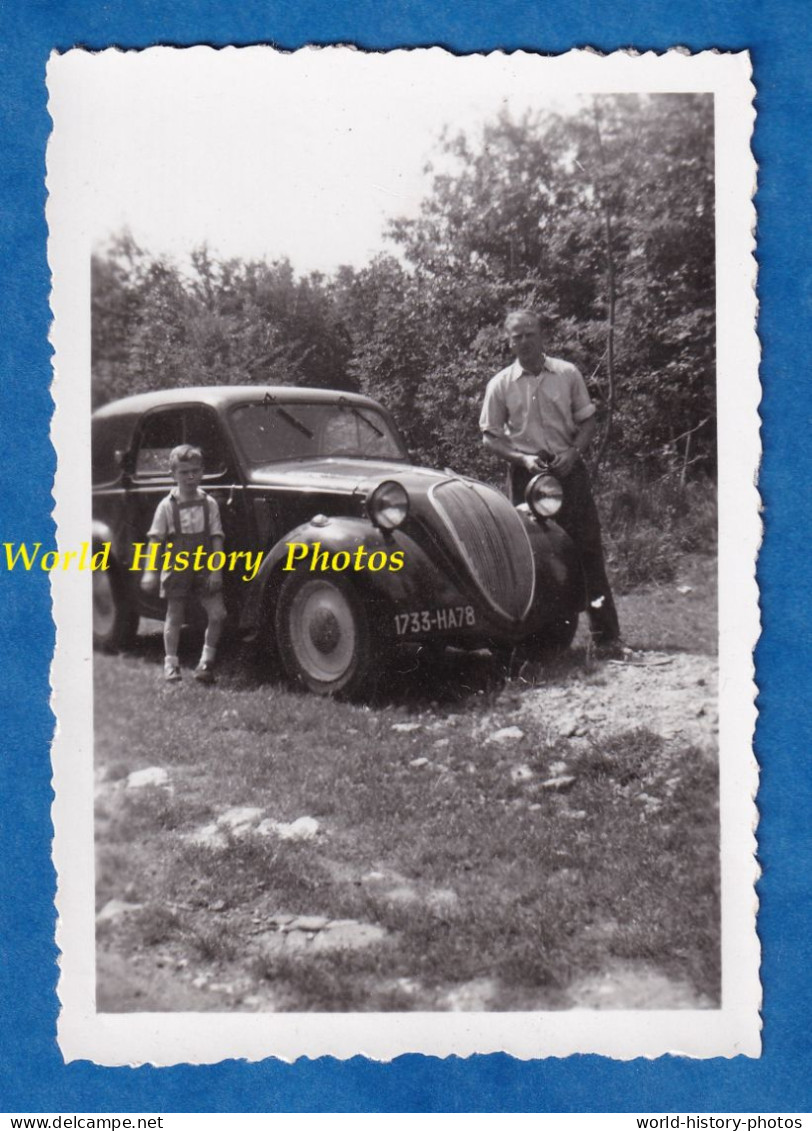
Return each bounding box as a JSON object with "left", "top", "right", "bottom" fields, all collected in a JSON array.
[{"left": 47, "top": 48, "right": 601, "bottom": 276}]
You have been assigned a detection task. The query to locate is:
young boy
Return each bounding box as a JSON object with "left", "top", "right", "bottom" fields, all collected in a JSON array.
[{"left": 141, "top": 444, "right": 226, "bottom": 683}]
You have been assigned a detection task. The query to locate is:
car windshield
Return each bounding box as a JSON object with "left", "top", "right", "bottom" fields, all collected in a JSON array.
[{"left": 230, "top": 399, "right": 408, "bottom": 464}]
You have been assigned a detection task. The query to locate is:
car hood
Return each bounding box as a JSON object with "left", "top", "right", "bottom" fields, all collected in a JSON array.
[
  {"left": 246, "top": 458, "right": 451, "bottom": 496},
  {"left": 248, "top": 458, "right": 538, "bottom": 624}
]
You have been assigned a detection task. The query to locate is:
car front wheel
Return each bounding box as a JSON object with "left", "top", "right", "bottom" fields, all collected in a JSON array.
[
  {"left": 274, "top": 574, "right": 377, "bottom": 697},
  {"left": 93, "top": 562, "right": 138, "bottom": 651}
]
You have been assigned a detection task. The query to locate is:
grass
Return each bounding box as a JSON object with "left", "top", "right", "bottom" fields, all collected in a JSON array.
[
  {"left": 94, "top": 562, "right": 720, "bottom": 1011},
  {"left": 610, "top": 552, "right": 717, "bottom": 655},
  {"left": 597, "top": 470, "right": 717, "bottom": 593}
]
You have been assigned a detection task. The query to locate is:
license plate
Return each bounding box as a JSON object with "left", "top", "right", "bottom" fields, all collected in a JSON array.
[{"left": 394, "top": 606, "right": 476, "bottom": 636}]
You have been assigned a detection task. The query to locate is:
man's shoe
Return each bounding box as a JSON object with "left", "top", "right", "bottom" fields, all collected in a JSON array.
[
  {"left": 593, "top": 639, "right": 629, "bottom": 661},
  {"left": 194, "top": 661, "right": 216, "bottom": 685},
  {"left": 164, "top": 661, "right": 182, "bottom": 682}
]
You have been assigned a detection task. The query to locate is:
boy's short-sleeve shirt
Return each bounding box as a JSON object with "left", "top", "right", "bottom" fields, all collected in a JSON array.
[
  {"left": 147, "top": 487, "right": 224, "bottom": 540},
  {"left": 479, "top": 355, "right": 596, "bottom": 456}
]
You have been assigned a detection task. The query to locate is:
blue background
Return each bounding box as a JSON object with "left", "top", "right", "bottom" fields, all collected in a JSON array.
[{"left": 0, "top": 0, "right": 808, "bottom": 1114}]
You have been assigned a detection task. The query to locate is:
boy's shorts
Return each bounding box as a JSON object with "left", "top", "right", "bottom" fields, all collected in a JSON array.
[{"left": 161, "top": 570, "right": 218, "bottom": 600}]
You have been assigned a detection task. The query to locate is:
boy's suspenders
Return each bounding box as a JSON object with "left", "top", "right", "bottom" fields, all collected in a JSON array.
[
  {"left": 169, "top": 493, "right": 211, "bottom": 540},
  {"left": 170, "top": 497, "right": 182, "bottom": 538}
]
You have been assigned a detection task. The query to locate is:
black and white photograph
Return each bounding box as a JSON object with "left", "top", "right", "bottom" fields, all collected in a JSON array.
[{"left": 47, "top": 47, "right": 759, "bottom": 1063}]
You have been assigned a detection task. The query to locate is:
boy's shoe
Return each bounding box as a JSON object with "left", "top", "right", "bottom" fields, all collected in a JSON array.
[
  {"left": 193, "top": 661, "right": 216, "bottom": 685},
  {"left": 164, "top": 661, "right": 182, "bottom": 682}
]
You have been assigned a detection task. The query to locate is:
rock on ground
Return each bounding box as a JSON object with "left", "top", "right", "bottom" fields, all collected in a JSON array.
[{"left": 520, "top": 653, "right": 718, "bottom": 756}]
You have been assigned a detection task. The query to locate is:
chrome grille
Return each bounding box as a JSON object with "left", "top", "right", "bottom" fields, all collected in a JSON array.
[{"left": 429, "top": 479, "right": 535, "bottom": 621}]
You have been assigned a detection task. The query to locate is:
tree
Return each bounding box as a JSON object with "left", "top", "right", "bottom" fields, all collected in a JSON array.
[
  {"left": 348, "top": 94, "right": 715, "bottom": 479},
  {"left": 91, "top": 240, "right": 356, "bottom": 405},
  {"left": 93, "top": 96, "right": 716, "bottom": 481}
]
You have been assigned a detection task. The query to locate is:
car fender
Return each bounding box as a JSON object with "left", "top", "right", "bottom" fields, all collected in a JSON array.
[
  {"left": 92, "top": 518, "right": 131, "bottom": 580},
  {"left": 238, "top": 515, "right": 468, "bottom": 634},
  {"left": 520, "top": 512, "right": 586, "bottom": 622},
  {"left": 93, "top": 517, "right": 143, "bottom": 583},
  {"left": 92, "top": 518, "right": 116, "bottom": 551}
]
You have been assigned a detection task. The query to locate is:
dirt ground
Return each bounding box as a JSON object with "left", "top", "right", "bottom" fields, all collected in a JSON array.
[{"left": 515, "top": 651, "right": 717, "bottom": 757}]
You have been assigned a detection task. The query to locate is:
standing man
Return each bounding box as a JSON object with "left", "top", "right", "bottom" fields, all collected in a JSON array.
[{"left": 480, "top": 309, "right": 622, "bottom": 654}]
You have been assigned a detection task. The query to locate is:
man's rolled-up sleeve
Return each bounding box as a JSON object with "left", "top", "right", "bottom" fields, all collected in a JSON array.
[
  {"left": 479, "top": 375, "right": 508, "bottom": 435},
  {"left": 570, "top": 365, "right": 597, "bottom": 424}
]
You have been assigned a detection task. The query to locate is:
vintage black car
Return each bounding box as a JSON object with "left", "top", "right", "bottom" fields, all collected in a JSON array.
[{"left": 91, "top": 386, "right": 584, "bottom": 695}]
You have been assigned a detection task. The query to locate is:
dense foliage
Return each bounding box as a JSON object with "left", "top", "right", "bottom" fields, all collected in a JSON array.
[{"left": 92, "top": 93, "right": 715, "bottom": 482}]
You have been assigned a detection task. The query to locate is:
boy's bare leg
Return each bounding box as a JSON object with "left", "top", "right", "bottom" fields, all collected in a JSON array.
[
  {"left": 199, "top": 592, "right": 226, "bottom": 667},
  {"left": 164, "top": 596, "right": 185, "bottom": 667},
  {"left": 194, "top": 593, "right": 226, "bottom": 682}
]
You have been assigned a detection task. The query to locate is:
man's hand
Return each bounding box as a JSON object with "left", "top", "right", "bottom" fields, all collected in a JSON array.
[
  {"left": 140, "top": 570, "right": 159, "bottom": 594},
  {"left": 550, "top": 447, "right": 579, "bottom": 478},
  {"left": 521, "top": 453, "right": 542, "bottom": 473},
  {"left": 207, "top": 570, "right": 224, "bottom": 595}
]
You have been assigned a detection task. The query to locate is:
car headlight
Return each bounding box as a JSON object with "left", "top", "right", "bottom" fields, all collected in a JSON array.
[
  {"left": 367, "top": 480, "right": 409, "bottom": 531},
  {"left": 525, "top": 473, "right": 563, "bottom": 519}
]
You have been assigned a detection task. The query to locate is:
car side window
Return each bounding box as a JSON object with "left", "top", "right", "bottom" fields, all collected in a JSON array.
[
  {"left": 134, "top": 407, "right": 228, "bottom": 479},
  {"left": 184, "top": 407, "right": 229, "bottom": 476},
  {"left": 92, "top": 414, "right": 138, "bottom": 485},
  {"left": 134, "top": 409, "right": 183, "bottom": 477}
]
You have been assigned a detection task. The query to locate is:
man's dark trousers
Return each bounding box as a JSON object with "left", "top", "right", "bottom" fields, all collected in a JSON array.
[{"left": 508, "top": 459, "right": 620, "bottom": 644}]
